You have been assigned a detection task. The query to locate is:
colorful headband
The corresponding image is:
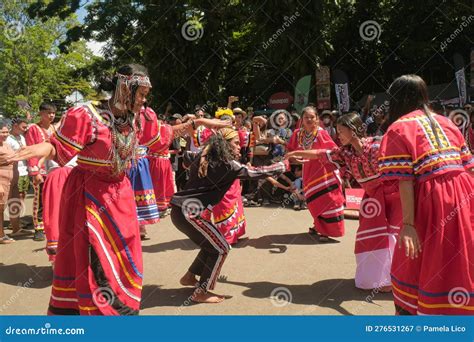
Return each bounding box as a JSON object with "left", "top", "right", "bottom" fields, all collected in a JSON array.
[
  {"left": 219, "top": 127, "right": 238, "bottom": 141},
  {"left": 215, "top": 107, "right": 234, "bottom": 119},
  {"left": 115, "top": 73, "right": 152, "bottom": 88},
  {"left": 113, "top": 73, "right": 152, "bottom": 111}
]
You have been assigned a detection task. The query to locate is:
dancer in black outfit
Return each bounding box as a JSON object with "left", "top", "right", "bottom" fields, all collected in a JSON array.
[{"left": 170, "top": 128, "right": 289, "bottom": 303}]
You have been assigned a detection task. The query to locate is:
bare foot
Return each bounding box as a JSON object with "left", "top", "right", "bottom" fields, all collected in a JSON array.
[
  {"left": 180, "top": 272, "right": 199, "bottom": 287},
  {"left": 379, "top": 285, "right": 392, "bottom": 293},
  {"left": 191, "top": 290, "right": 226, "bottom": 303}
]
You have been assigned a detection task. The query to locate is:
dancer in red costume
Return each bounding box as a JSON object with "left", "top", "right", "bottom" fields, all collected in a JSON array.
[
  {"left": 287, "top": 106, "right": 345, "bottom": 241},
  {"left": 287, "top": 113, "right": 401, "bottom": 291},
  {"left": 8, "top": 64, "right": 228, "bottom": 315},
  {"left": 379, "top": 75, "right": 474, "bottom": 315}
]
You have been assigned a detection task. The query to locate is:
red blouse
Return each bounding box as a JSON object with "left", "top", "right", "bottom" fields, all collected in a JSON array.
[
  {"left": 327, "top": 137, "right": 382, "bottom": 184},
  {"left": 51, "top": 104, "right": 161, "bottom": 176},
  {"left": 378, "top": 110, "right": 474, "bottom": 182}
]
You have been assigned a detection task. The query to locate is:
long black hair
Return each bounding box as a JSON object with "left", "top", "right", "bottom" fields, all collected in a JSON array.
[
  {"left": 198, "top": 133, "right": 236, "bottom": 178},
  {"left": 336, "top": 113, "right": 366, "bottom": 139},
  {"left": 387, "top": 74, "right": 442, "bottom": 147}
]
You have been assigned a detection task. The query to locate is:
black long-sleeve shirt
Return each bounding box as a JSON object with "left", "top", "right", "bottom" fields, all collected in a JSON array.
[{"left": 171, "top": 151, "right": 289, "bottom": 209}]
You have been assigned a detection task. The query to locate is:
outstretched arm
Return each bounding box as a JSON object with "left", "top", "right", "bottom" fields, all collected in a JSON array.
[
  {"left": 232, "top": 159, "right": 289, "bottom": 180},
  {"left": 286, "top": 149, "right": 326, "bottom": 160},
  {"left": 172, "top": 117, "right": 231, "bottom": 138},
  {"left": 8, "top": 142, "right": 56, "bottom": 166}
]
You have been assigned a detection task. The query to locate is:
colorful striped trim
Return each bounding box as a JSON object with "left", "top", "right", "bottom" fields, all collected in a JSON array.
[
  {"left": 77, "top": 156, "right": 111, "bottom": 167},
  {"left": 85, "top": 192, "right": 143, "bottom": 279},
  {"left": 85, "top": 208, "right": 142, "bottom": 291},
  {"left": 53, "top": 285, "right": 76, "bottom": 292},
  {"left": 416, "top": 164, "right": 464, "bottom": 179},
  {"left": 78, "top": 305, "right": 99, "bottom": 311},
  {"left": 378, "top": 154, "right": 412, "bottom": 161},
  {"left": 54, "top": 131, "right": 83, "bottom": 152},
  {"left": 413, "top": 146, "right": 460, "bottom": 164},
  {"left": 304, "top": 172, "right": 333, "bottom": 190},
  {"left": 415, "top": 156, "right": 462, "bottom": 174}
]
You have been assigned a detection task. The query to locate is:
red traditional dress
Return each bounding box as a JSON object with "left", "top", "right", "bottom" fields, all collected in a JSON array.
[
  {"left": 287, "top": 127, "right": 345, "bottom": 237},
  {"left": 142, "top": 109, "right": 175, "bottom": 213},
  {"left": 126, "top": 108, "right": 161, "bottom": 225},
  {"left": 238, "top": 128, "right": 254, "bottom": 164},
  {"left": 48, "top": 103, "right": 160, "bottom": 316},
  {"left": 326, "top": 137, "right": 401, "bottom": 289},
  {"left": 193, "top": 127, "right": 248, "bottom": 244},
  {"left": 379, "top": 109, "right": 474, "bottom": 315},
  {"left": 42, "top": 158, "right": 76, "bottom": 262},
  {"left": 25, "top": 123, "right": 54, "bottom": 233}
]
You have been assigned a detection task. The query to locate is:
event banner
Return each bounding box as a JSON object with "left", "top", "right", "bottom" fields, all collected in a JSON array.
[
  {"left": 455, "top": 68, "right": 467, "bottom": 106},
  {"left": 315, "top": 66, "right": 331, "bottom": 110},
  {"left": 335, "top": 83, "right": 350, "bottom": 112},
  {"left": 294, "top": 75, "right": 312, "bottom": 113}
]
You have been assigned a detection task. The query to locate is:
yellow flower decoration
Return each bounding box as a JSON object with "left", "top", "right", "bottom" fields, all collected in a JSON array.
[{"left": 215, "top": 107, "right": 234, "bottom": 119}]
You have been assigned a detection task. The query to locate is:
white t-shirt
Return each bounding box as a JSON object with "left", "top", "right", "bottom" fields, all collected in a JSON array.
[{"left": 6, "top": 135, "right": 28, "bottom": 176}]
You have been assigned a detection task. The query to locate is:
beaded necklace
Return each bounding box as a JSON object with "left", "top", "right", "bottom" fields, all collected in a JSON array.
[
  {"left": 298, "top": 128, "right": 318, "bottom": 150},
  {"left": 106, "top": 102, "right": 138, "bottom": 175}
]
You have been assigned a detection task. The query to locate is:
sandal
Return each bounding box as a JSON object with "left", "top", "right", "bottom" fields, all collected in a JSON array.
[
  {"left": 0, "top": 235, "right": 15, "bottom": 244},
  {"left": 10, "top": 229, "right": 34, "bottom": 237},
  {"left": 308, "top": 227, "right": 318, "bottom": 235}
]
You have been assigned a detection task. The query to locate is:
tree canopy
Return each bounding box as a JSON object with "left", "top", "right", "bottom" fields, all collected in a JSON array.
[{"left": 2, "top": 0, "right": 472, "bottom": 115}]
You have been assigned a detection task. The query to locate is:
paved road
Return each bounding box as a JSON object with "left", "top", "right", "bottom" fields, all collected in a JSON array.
[{"left": 0, "top": 197, "right": 394, "bottom": 315}]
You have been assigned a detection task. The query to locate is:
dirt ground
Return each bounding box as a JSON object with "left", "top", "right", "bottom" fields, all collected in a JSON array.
[{"left": 0, "top": 196, "right": 394, "bottom": 315}]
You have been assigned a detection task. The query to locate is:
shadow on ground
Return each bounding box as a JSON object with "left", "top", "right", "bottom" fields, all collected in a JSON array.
[
  {"left": 140, "top": 285, "right": 198, "bottom": 310},
  {"left": 142, "top": 239, "right": 196, "bottom": 254},
  {"left": 0, "top": 263, "right": 52, "bottom": 288},
  {"left": 217, "top": 276, "right": 393, "bottom": 315},
  {"left": 233, "top": 233, "right": 340, "bottom": 253}
]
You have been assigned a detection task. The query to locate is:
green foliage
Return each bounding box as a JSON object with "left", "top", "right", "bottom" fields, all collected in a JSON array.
[
  {"left": 3, "top": 0, "right": 473, "bottom": 114},
  {"left": 0, "top": 0, "right": 97, "bottom": 117}
]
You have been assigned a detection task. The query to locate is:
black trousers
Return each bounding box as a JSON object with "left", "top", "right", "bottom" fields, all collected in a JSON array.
[
  {"left": 171, "top": 205, "right": 230, "bottom": 291},
  {"left": 32, "top": 180, "right": 45, "bottom": 231}
]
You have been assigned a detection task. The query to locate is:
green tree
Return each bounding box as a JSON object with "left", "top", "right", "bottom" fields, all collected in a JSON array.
[{"left": 0, "top": 0, "right": 98, "bottom": 117}]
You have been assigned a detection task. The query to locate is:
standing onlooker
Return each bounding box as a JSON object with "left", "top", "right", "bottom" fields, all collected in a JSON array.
[
  {"left": 25, "top": 102, "right": 56, "bottom": 241},
  {"left": 0, "top": 121, "right": 15, "bottom": 244},
  {"left": 6, "top": 117, "right": 32, "bottom": 237},
  {"left": 320, "top": 110, "right": 337, "bottom": 141}
]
